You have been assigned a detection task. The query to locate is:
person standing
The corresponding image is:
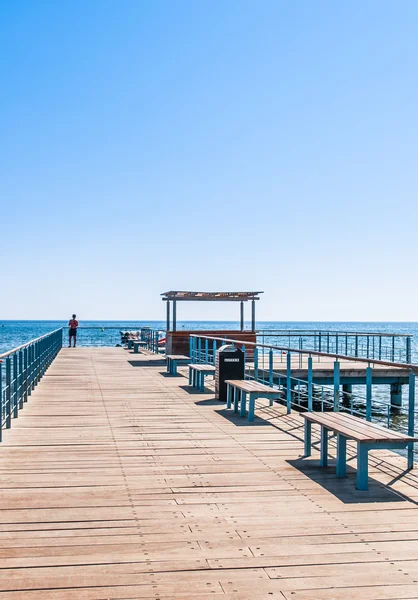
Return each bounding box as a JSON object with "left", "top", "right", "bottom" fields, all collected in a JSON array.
[{"left": 68, "top": 314, "right": 79, "bottom": 347}]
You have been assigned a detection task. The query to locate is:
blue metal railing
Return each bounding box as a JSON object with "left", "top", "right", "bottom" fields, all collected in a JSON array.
[
  {"left": 258, "top": 330, "right": 413, "bottom": 364},
  {"left": 140, "top": 328, "right": 166, "bottom": 353},
  {"left": 0, "top": 329, "right": 62, "bottom": 441},
  {"left": 190, "top": 334, "right": 418, "bottom": 462}
]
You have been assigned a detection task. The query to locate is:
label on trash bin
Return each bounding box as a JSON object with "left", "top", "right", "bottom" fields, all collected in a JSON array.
[{"left": 224, "top": 358, "right": 240, "bottom": 362}]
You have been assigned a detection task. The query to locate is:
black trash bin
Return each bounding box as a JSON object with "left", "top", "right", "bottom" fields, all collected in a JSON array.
[{"left": 215, "top": 344, "right": 245, "bottom": 402}]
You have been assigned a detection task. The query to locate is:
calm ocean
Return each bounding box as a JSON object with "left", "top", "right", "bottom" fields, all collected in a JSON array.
[{"left": 1, "top": 320, "right": 418, "bottom": 357}]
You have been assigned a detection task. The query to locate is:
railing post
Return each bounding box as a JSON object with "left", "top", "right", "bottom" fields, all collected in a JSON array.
[
  {"left": 205, "top": 339, "right": 209, "bottom": 363},
  {"left": 355, "top": 335, "right": 358, "bottom": 357},
  {"left": 213, "top": 340, "right": 217, "bottom": 364},
  {"left": 197, "top": 338, "right": 202, "bottom": 363},
  {"left": 286, "top": 351, "right": 291, "bottom": 414},
  {"left": 378, "top": 336, "right": 382, "bottom": 360},
  {"left": 37, "top": 341, "right": 41, "bottom": 383},
  {"left": 335, "top": 334, "right": 339, "bottom": 355},
  {"left": 406, "top": 337, "right": 412, "bottom": 364},
  {"left": 318, "top": 332, "right": 322, "bottom": 353},
  {"left": 269, "top": 348, "right": 273, "bottom": 387},
  {"left": 189, "top": 336, "right": 193, "bottom": 359},
  {"left": 191, "top": 337, "right": 195, "bottom": 363},
  {"left": 18, "top": 351, "right": 23, "bottom": 410},
  {"left": 6, "top": 357, "right": 11, "bottom": 428},
  {"left": 13, "top": 353, "right": 18, "bottom": 418},
  {"left": 408, "top": 370, "right": 415, "bottom": 470},
  {"left": 366, "top": 365, "right": 373, "bottom": 421},
  {"left": 392, "top": 337, "right": 395, "bottom": 362},
  {"left": 0, "top": 361, "right": 2, "bottom": 442},
  {"left": 366, "top": 336, "right": 370, "bottom": 360},
  {"left": 24, "top": 348, "right": 28, "bottom": 402},
  {"left": 254, "top": 347, "right": 258, "bottom": 381},
  {"left": 308, "top": 355, "right": 313, "bottom": 412},
  {"left": 333, "top": 361, "right": 340, "bottom": 411}
]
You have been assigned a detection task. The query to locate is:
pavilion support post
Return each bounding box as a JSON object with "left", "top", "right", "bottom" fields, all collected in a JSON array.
[
  {"left": 251, "top": 300, "right": 255, "bottom": 332},
  {"left": 240, "top": 301, "right": 244, "bottom": 331},
  {"left": 342, "top": 384, "right": 352, "bottom": 394},
  {"left": 166, "top": 301, "right": 170, "bottom": 332},
  {"left": 366, "top": 366, "right": 372, "bottom": 421},
  {"left": 390, "top": 383, "right": 402, "bottom": 408},
  {"left": 408, "top": 371, "right": 415, "bottom": 469},
  {"left": 172, "top": 300, "right": 177, "bottom": 332}
]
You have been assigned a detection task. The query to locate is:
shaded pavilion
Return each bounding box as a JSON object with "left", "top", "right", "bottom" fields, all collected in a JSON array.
[{"left": 161, "top": 290, "right": 263, "bottom": 356}]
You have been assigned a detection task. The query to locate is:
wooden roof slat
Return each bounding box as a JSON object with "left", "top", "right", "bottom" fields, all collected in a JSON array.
[{"left": 161, "top": 291, "right": 263, "bottom": 301}]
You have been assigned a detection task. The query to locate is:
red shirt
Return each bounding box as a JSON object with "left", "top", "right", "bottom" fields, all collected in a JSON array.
[{"left": 69, "top": 319, "right": 79, "bottom": 329}]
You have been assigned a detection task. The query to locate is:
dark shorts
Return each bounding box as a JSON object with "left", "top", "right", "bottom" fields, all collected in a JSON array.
[{"left": 69, "top": 329, "right": 77, "bottom": 337}]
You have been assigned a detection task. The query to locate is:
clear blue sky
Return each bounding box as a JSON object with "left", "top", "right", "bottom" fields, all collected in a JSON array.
[{"left": 1, "top": 0, "right": 418, "bottom": 321}]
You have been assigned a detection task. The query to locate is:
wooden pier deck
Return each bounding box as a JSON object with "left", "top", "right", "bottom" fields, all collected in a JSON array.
[
  {"left": 1, "top": 348, "right": 418, "bottom": 599},
  {"left": 252, "top": 356, "right": 411, "bottom": 385}
]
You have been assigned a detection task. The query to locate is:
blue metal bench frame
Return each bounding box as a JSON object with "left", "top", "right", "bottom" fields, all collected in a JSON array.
[
  {"left": 225, "top": 381, "right": 282, "bottom": 422},
  {"left": 302, "top": 413, "right": 416, "bottom": 491},
  {"left": 133, "top": 341, "right": 147, "bottom": 354},
  {"left": 166, "top": 356, "right": 191, "bottom": 375},
  {"left": 188, "top": 364, "right": 216, "bottom": 391}
]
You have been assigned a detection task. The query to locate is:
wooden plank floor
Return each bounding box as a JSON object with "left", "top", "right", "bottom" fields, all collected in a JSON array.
[{"left": 0, "top": 348, "right": 418, "bottom": 599}]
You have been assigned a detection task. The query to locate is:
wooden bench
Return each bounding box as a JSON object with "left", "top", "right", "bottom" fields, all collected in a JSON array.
[
  {"left": 166, "top": 355, "right": 191, "bottom": 375},
  {"left": 133, "top": 341, "right": 147, "bottom": 353},
  {"left": 188, "top": 364, "right": 216, "bottom": 391},
  {"left": 225, "top": 379, "right": 282, "bottom": 422},
  {"left": 302, "top": 411, "right": 417, "bottom": 491},
  {"left": 127, "top": 339, "right": 139, "bottom": 349}
]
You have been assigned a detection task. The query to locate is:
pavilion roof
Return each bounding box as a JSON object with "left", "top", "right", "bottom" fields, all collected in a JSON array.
[{"left": 161, "top": 291, "right": 263, "bottom": 302}]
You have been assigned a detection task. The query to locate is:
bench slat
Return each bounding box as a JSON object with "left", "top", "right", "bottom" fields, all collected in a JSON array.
[
  {"left": 336, "top": 412, "right": 413, "bottom": 441},
  {"left": 302, "top": 412, "right": 416, "bottom": 443},
  {"left": 307, "top": 412, "right": 392, "bottom": 441},
  {"left": 188, "top": 364, "right": 216, "bottom": 372},
  {"left": 225, "top": 379, "right": 280, "bottom": 395},
  {"left": 166, "top": 355, "right": 190, "bottom": 360}
]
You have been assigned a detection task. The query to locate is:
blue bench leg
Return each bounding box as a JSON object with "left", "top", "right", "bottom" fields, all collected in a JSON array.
[
  {"left": 248, "top": 393, "right": 255, "bottom": 422},
  {"left": 408, "top": 442, "right": 414, "bottom": 470},
  {"left": 233, "top": 389, "right": 240, "bottom": 413},
  {"left": 357, "top": 443, "right": 369, "bottom": 491},
  {"left": 304, "top": 420, "right": 312, "bottom": 457},
  {"left": 226, "top": 385, "right": 232, "bottom": 409},
  {"left": 172, "top": 360, "right": 177, "bottom": 375},
  {"left": 167, "top": 358, "right": 171, "bottom": 373},
  {"left": 320, "top": 427, "right": 329, "bottom": 467},
  {"left": 200, "top": 373, "right": 205, "bottom": 392},
  {"left": 188, "top": 367, "right": 192, "bottom": 385},
  {"left": 240, "top": 392, "right": 247, "bottom": 417},
  {"left": 336, "top": 434, "right": 347, "bottom": 478}
]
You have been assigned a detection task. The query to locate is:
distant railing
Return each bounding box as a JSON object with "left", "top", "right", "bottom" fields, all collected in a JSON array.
[
  {"left": 140, "top": 328, "right": 166, "bottom": 353},
  {"left": 0, "top": 329, "right": 62, "bottom": 441},
  {"left": 257, "top": 329, "right": 413, "bottom": 364},
  {"left": 190, "top": 334, "right": 418, "bottom": 464}
]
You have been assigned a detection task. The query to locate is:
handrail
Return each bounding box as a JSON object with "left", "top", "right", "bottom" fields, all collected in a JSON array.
[
  {"left": 0, "top": 328, "right": 63, "bottom": 360},
  {"left": 258, "top": 329, "right": 412, "bottom": 338},
  {"left": 189, "top": 334, "right": 418, "bottom": 371},
  {"left": 0, "top": 328, "right": 63, "bottom": 442}
]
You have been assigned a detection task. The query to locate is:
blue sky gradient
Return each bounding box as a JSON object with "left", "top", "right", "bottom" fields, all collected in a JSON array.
[{"left": 1, "top": 1, "right": 418, "bottom": 320}]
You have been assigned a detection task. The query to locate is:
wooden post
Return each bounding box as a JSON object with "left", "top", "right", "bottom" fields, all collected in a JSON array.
[
  {"left": 172, "top": 300, "right": 177, "bottom": 332},
  {"left": 251, "top": 300, "right": 255, "bottom": 332},
  {"left": 166, "top": 301, "right": 170, "bottom": 332}
]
